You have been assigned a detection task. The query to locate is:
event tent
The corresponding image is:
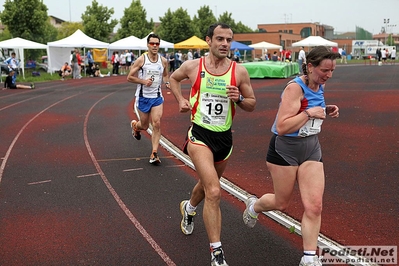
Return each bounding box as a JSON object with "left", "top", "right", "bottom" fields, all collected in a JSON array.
[
  {"left": 0, "top": 37, "right": 47, "bottom": 79},
  {"left": 231, "top": 41, "right": 254, "bottom": 51},
  {"left": 174, "top": 36, "right": 208, "bottom": 49},
  {"left": 292, "top": 36, "right": 338, "bottom": 47},
  {"left": 108, "top": 35, "right": 143, "bottom": 50},
  {"left": 230, "top": 41, "right": 253, "bottom": 61},
  {"left": 249, "top": 41, "right": 282, "bottom": 60},
  {"left": 249, "top": 41, "right": 282, "bottom": 50},
  {"left": 47, "top": 29, "right": 109, "bottom": 72}
]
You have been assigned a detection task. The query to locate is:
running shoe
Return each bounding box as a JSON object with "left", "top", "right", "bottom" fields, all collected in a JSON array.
[
  {"left": 179, "top": 200, "right": 195, "bottom": 235},
  {"left": 130, "top": 120, "right": 141, "bottom": 140},
  {"left": 243, "top": 196, "right": 258, "bottom": 228},
  {"left": 210, "top": 246, "right": 228, "bottom": 266},
  {"left": 149, "top": 152, "right": 161, "bottom": 164},
  {"left": 30, "top": 83, "right": 35, "bottom": 89},
  {"left": 299, "top": 255, "right": 323, "bottom": 266}
]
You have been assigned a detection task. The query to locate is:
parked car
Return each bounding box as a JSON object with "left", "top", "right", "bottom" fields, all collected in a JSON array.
[
  {"left": 37, "top": 55, "right": 48, "bottom": 72},
  {"left": 1, "top": 56, "right": 10, "bottom": 75}
]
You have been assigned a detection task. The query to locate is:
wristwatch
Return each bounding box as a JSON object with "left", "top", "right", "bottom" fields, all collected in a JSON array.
[{"left": 236, "top": 94, "right": 245, "bottom": 104}]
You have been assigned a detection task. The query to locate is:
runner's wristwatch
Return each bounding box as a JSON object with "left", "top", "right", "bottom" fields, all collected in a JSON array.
[{"left": 236, "top": 94, "right": 244, "bottom": 104}]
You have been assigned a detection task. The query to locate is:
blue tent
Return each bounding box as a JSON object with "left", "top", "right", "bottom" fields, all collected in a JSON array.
[{"left": 230, "top": 41, "right": 254, "bottom": 50}]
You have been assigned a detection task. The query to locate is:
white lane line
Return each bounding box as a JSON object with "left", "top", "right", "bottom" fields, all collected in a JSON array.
[
  {"left": 84, "top": 91, "right": 176, "bottom": 266},
  {"left": 28, "top": 180, "right": 52, "bottom": 185},
  {"left": 123, "top": 168, "right": 144, "bottom": 172},
  {"left": 77, "top": 173, "right": 101, "bottom": 178}
]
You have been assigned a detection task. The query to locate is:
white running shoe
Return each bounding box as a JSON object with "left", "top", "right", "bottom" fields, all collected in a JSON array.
[
  {"left": 211, "top": 246, "right": 228, "bottom": 266},
  {"left": 179, "top": 200, "right": 195, "bottom": 235},
  {"left": 243, "top": 196, "right": 258, "bottom": 228},
  {"left": 299, "top": 255, "right": 323, "bottom": 266}
]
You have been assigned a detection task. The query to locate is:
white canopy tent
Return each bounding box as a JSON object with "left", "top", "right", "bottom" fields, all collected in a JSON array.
[
  {"left": 108, "top": 35, "right": 144, "bottom": 50},
  {"left": 292, "top": 36, "right": 338, "bottom": 48},
  {"left": 47, "top": 29, "right": 109, "bottom": 72},
  {"left": 249, "top": 41, "right": 282, "bottom": 50},
  {"left": 0, "top": 37, "right": 47, "bottom": 79},
  {"left": 249, "top": 41, "right": 282, "bottom": 60},
  {"left": 108, "top": 33, "right": 174, "bottom": 59}
]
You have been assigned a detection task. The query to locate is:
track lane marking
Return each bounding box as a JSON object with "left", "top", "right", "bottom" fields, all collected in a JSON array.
[{"left": 84, "top": 89, "right": 176, "bottom": 266}]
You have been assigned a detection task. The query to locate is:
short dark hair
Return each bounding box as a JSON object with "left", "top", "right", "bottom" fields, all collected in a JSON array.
[
  {"left": 147, "top": 33, "right": 160, "bottom": 43},
  {"left": 206, "top": 23, "right": 232, "bottom": 39}
]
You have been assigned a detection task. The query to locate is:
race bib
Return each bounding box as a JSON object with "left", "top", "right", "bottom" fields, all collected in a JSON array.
[
  {"left": 146, "top": 70, "right": 161, "bottom": 88},
  {"left": 298, "top": 118, "right": 323, "bottom": 137},
  {"left": 200, "top": 92, "right": 229, "bottom": 126}
]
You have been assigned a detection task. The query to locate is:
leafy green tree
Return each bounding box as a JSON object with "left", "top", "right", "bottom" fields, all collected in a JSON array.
[
  {"left": 235, "top": 22, "right": 254, "bottom": 33},
  {"left": 0, "top": 0, "right": 54, "bottom": 43},
  {"left": 0, "top": 0, "right": 57, "bottom": 59},
  {"left": 217, "top": 11, "right": 254, "bottom": 34},
  {"left": 386, "top": 34, "right": 394, "bottom": 46},
  {"left": 117, "top": 0, "right": 154, "bottom": 40},
  {"left": 81, "top": 0, "right": 118, "bottom": 42},
  {"left": 57, "top": 22, "right": 84, "bottom": 40},
  {"left": 0, "top": 26, "right": 12, "bottom": 42},
  {"left": 157, "top": 8, "right": 196, "bottom": 43},
  {"left": 192, "top": 5, "right": 216, "bottom": 39}
]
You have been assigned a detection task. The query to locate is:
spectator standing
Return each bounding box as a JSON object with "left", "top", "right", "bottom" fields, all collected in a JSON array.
[
  {"left": 193, "top": 49, "right": 201, "bottom": 59},
  {"left": 5, "top": 52, "right": 19, "bottom": 79},
  {"left": 381, "top": 48, "right": 387, "bottom": 64},
  {"left": 126, "top": 50, "right": 133, "bottom": 70},
  {"left": 87, "top": 49, "right": 94, "bottom": 76},
  {"left": 340, "top": 48, "right": 347, "bottom": 64},
  {"left": 71, "top": 49, "right": 80, "bottom": 79},
  {"left": 169, "top": 52, "right": 175, "bottom": 73},
  {"left": 390, "top": 47, "right": 396, "bottom": 65},
  {"left": 112, "top": 51, "right": 120, "bottom": 75},
  {"left": 187, "top": 49, "right": 193, "bottom": 60},
  {"left": 298, "top": 46, "right": 306, "bottom": 74},
  {"left": 376, "top": 48, "right": 382, "bottom": 63},
  {"left": 76, "top": 49, "right": 82, "bottom": 78},
  {"left": 120, "top": 51, "right": 127, "bottom": 75}
]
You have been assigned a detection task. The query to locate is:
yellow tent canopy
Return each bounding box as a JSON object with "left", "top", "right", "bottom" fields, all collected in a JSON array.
[{"left": 174, "top": 36, "right": 209, "bottom": 49}]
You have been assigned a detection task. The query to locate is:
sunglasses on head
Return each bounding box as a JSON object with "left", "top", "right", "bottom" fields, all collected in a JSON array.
[{"left": 148, "top": 42, "right": 160, "bottom": 46}]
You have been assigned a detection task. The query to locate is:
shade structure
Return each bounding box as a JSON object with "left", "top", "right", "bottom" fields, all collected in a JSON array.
[
  {"left": 249, "top": 41, "right": 282, "bottom": 50},
  {"left": 231, "top": 41, "right": 254, "bottom": 51},
  {"left": 292, "top": 36, "right": 338, "bottom": 47},
  {"left": 0, "top": 37, "right": 47, "bottom": 79},
  {"left": 108, "top": 35, "right": 144, "bottom": 50},
  {"left": 174, "top": 36, "right": 208, "bottom": 49},
  {"left": 47, "top": 29, "right": 109, "bottom": 72}
]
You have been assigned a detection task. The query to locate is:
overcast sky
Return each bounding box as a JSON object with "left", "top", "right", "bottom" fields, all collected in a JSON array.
[{"left": 1, "top": 0, "right": 398, "bottom": 34}]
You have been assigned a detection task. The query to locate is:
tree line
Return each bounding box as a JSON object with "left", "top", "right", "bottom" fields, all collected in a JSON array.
[{"left": 0, "top": 0, "right": 255, "bottom": 45}]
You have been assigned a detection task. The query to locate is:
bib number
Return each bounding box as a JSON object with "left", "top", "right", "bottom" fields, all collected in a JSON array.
[{"left": 200, "top": 92, "right": 229, "bottom": 125}]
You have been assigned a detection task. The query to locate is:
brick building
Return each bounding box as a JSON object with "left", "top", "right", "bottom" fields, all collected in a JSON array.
[{"left": 233, "top": 22, "right": 335, "bottom": 59}]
